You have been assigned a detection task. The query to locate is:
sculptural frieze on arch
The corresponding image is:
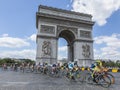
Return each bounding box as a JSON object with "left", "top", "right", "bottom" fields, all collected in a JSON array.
[
  {"left": 40, "top": 25, "right": 55, "bottom": 34},
  {"left": 82, "top": 44, "right": 91, "bottom": 58},
  {"left": 57, "top": 25, "right": 78, "bottom": 38},
  {"left": 42, "top": 41, "right": 51, "bottom": 56},
  {"left": 80, "top": 30, "right": 91, "bottom": 38}
]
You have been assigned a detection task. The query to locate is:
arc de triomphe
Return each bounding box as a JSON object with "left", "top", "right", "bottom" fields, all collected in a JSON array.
[{"left": 36, "top": 5, "right": 94, "bottom": 66}]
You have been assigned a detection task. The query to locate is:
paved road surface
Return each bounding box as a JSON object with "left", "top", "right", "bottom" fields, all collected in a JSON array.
[{"left": 0, "top": 70, "right": 120, "bottom": 90}]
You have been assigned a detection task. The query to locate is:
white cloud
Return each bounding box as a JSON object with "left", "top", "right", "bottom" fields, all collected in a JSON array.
[
  {"left": 2, "top": 34, "right": 9, "bottom": 37},
  {"left": 0, "top": 34, "right": 30, "bottom": 48},
  {"left": 0, "top": 34, "right": 36, "bottom": 60},
  {"left": 0, "top": 49, "right": 36, "bottom": 60},
  {"left": 94, "top": 33, "right": 120, "bottom": 60},
  {"left": 58, "top": 46, "right": 67, "bottom": 60},
  {"left": 58, "top": 55, "right": 67, "bottom": 60},
  {"left": 101, "top": 47, "right": 119, "bottom": 56},
  {"left": 72, "top": 0, "right": 120, "bottom": 26},
  {"left": 29, "top": 34, "right": 36, "bottom": 42},
  {"left": 58, "top": 46, "right": 67, "bottom": 52},
  {"left": 94, "top": 33, "right": 120, "bottom": 48}
]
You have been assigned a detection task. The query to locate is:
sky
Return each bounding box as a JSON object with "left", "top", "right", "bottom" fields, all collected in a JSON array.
[{"left": 0, "top": 0, "right": 120, "bottom": 61}]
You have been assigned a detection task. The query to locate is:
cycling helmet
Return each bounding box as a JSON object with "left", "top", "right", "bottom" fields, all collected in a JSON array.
[
  {"left": 90, "top": 63, "right": 95, "bottom": 68},
  {"left": 94, "top": 60, "right": 102, "bottom": 66},
  {"left": 68, "top": 63, "right": 74, "bottom": 69},
  {"left": 53, "top": 64, "right": 56, "bottom": 67}
]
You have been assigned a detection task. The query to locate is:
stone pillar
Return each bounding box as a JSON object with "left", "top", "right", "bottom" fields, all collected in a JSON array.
[
  {"left": 68, "top": 43, "right": 74, "bottom": 62},
  {"left": 71, "top": 43, "right": 74, "bottom": 62},
  {"left": 73, "top": 40, "right": 93, "bottom": 67},
  {"left": 36, "top": 24, "right": 57, "bottom": 65},
  {"left": 67, "top": 45, "right": 70, "bottom": 62},
  {"left": 36, "top": 37, "right": 57, "bottom": 65}
]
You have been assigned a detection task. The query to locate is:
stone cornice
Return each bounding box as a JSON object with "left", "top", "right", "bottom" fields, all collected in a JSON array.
[
  {"left": 78, "top": 59, "right": 94, "bottom": 61},
  {"left": 38, "top": 17, "right": 92, "bottom": 30},
  {"left": 36, "top": 57, "right": 56, "bottom": 59},
  {"left": 38, "top": 5, "right": 92, "bottom": 18},
  {"left": 37, "top": 34, "right": 57, "bottom": 39},
  {"left": 36, "top": 12, "right": 94, "bottom": 28},
  {"left": 74, "top": 39, "right": 94, "bottom": 43}
]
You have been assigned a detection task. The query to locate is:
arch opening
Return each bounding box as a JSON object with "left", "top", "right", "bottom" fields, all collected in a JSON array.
[
  {"left": 58, "top": 30, "right": 75, "bottom": 62},
  {"left": 58, "top": 38, "right": 67, "bottom": 61}
]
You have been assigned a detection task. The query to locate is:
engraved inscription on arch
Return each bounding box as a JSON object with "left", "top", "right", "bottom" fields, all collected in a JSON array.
[
  {"left": 80, "top": 30, "right": 91, "bottom": 38},
  {"left": 40, "top": 25, "right": 55, "bottom": 34}
]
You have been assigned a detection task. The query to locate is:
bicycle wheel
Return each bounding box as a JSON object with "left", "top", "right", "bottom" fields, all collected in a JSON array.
[
  {"left": 76, "top": 72, "right": 85, "bottom": 83},
  {"left": 86, "top": 73, "right": 93, "bottom": 84},
  {"left": 61, "top": 70, "right": 67, "bottom": 77},
  {"left": 106, "top": 72, "right": 115, "bottom": 84},
  {"left": 98, "top": 75, "right": 111, "bottom": 88}
]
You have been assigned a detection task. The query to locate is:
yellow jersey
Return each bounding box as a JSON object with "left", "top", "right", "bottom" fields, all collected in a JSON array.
[{"left": 94, "top": 66, "right": 102, "bottom": 72}]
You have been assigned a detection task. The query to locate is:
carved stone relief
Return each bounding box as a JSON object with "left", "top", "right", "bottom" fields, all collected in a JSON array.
[
  {"left": 40, "top": 17, "right": 92, "bottom": 30},
  {"left": 57, "top": 25, "right": 78, "bottom": 37},
  {"left": 42, "top": 41, "right": 51, "bottom": 56},
  {"left": 40, "top": 25, "right": 55, "bottom": 34},
  {"left": 82, "top": 44, "right": 90, "bottom": 58},
  {"left": 80, "top": 30, "right": 91, "bottom": 38}
]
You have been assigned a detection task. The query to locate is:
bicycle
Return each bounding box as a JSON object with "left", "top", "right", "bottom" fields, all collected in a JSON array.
[
  {"left": 86, "top": 71, "right": 111, "bottom": 88},
  {"left": 65, "top": 69, "right": 75, "bottom": 81},
  {"left": 65, "top": 68, "right": 86, "bottom": 83},
  {"left": 103, "top": 68, "right": 115, "bottom": 84},
  {"left": 72, "top": 69, "right": 87, "bottom": 83}
]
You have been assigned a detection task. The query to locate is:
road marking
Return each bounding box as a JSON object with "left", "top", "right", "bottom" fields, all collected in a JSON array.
[{"left": 2, "top": 82, "right": 30, "bottom": 86}]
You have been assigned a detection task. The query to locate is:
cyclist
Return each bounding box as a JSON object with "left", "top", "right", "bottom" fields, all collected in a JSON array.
[
  {"left": 66, "top": 62, "right": 75, "bottom": 79},
  {"left": 91, "top": 60, "right": 104, "bottom": 82},
  {"left": 73, "top": 62, "right": 79, "bottom": 71},
  {"left": 68, "top": 62, "right": 74, "bottom": 70},
  {"left": 43, "top": 62, "right": 48, "bottom": 74},
  {"left": 52, "top": 63, "right": 57, "bottom": 74},
  {"left": 36, "top": 62, "right": 41, "bottom": 72}
]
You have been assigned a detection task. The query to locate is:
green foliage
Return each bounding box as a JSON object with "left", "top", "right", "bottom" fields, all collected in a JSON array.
[
  {"left": 0, "top": 58, "right": 35, "bottom": 66},
  {"left": 20, "top": 59, "right": 35, "bottom": 64},
  {"left": 97, "top": 60, "right": 120, "bottom": 67}
]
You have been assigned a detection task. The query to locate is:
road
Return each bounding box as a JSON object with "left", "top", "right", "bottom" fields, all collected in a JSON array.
[{"left": 0, "top": 69, "right": 120, "bottom": 90}]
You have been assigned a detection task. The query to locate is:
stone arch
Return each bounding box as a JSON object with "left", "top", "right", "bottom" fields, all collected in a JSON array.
[
  {"left": 36, "top": 5, "right": 94, "bottom": 66},
  {"left": 57, "top": 26, "right": 78, "bottom": 40},
  {"left": 58, "top": 30, "right": 75, "bottom": 43},
  {"left": 58, "top": 30, "right": 76, "bottom": 62}
]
